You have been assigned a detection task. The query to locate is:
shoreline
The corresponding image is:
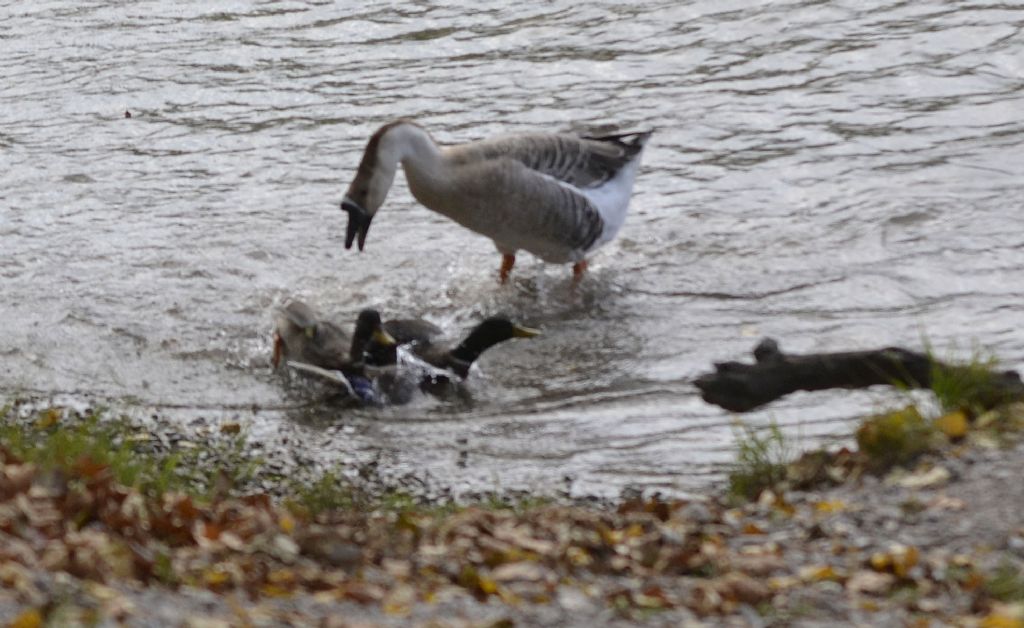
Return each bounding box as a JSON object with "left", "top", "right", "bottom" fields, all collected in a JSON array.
[{"left": 2, "top": 393, "right": 1024, "bottom": 626}]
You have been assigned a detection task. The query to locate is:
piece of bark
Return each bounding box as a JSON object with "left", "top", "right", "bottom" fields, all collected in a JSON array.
[{"left": 695, "top": 338, "right": 1024, "bottom": 412}]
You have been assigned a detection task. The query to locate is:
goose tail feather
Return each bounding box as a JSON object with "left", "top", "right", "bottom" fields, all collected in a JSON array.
[{"left": 582, "top": 129, "right": 654, "bottom": 148}]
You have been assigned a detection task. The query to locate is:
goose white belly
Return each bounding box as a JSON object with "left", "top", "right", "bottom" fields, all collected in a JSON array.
[{"left": 581, "top": 157, "right": 642, "bottom": 249}]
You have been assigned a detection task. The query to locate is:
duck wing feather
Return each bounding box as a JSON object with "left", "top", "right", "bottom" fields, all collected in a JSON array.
[{"left": 383, "top": 318, "right": 444, "bottom": 345}]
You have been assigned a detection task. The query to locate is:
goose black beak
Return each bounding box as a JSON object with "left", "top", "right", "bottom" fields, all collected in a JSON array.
[{"left": 341, "top": 199, "right": 373, "bottom": 251}]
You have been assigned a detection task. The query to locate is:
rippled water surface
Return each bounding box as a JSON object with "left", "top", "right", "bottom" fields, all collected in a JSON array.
[{"left": 3, "top": 0, "right": 1023, "bottom": 497}]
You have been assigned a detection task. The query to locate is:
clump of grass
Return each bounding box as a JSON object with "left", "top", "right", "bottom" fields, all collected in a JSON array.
[
  {"left": 0, "top": 406, "right": 259, "bottom": 500},
  {"left": 728, "top": 420, "right": 795, "bottom": 501},
  {"left": 1, "top": 403, "right": 566, "bottom": 525},
  {"left": 856, "top": 405, "right": 937, "bottom": 470},
  {"left": 285, "top": 468, "right": 359, "bottom": 516},
  {"left": 930, "top": 351, "right": 1015, "bottom": 416},
  {"left": 985, "top": 562, "right": 1024, "bottom": 602},
  {"left": 1, "top": 407, "right": 181, "bottom": 497}
]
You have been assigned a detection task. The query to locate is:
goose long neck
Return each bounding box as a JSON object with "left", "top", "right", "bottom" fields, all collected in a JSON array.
[{"left": 381, "top": 123, "right": 443, "bottom": 180}]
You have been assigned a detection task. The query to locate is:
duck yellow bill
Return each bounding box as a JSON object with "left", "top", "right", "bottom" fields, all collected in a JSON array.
[
  {"left": 341, "top": 199, "right": 373, "bottom": 251},
  {"left": 372, "top": 328, "right": 397, "bottom": 347},
  {"left": 512, "top": 324, "right": 541, "bottom": 338}
]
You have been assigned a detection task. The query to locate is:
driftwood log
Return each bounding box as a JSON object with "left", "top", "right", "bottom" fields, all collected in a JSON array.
[{"left": 695, "top": 338, "right": 1024, "bottom": 412}]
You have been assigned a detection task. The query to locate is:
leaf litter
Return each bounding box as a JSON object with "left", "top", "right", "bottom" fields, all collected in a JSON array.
[{"left": 2, "top": 402, "right": 1024, "bottom": 625}]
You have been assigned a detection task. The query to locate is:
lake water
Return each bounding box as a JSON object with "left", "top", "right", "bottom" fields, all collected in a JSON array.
[{"left": 3, "top": 0, "right": 1023, "bottom": 498}]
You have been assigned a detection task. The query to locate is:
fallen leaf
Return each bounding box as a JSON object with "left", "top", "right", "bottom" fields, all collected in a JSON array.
[
  {"left": 798, "top": 564, "right": 843, "bottom": 582},
  {"left": 492, "top": 562, "right": 547, "bottom": 582},
  {"left": 815, "top": 499, "right": 847, "bottom": 514},
  {"left": 8, "top": 609, "right": 43, "bottom": 628},
  {"left": 741, "top": 522, "right": 765, "bottom": 535},
  {"left": 893, "top": 466, "right": 951, "bottom": 489},
  {"left": 204, "top": 569, "right": 232, "bottom": 589},
  {"left": 934, "top": 410, "right": 969, "bottom": 439},
  {"left": 975, "top": 409, "right": 1002, "bottom": 428},
  {"left": 634, "top": 585, "right": 672, "bottom": 609},
  {"left": 273, "top": 534, "right": 300, "bottom": 560},
  {"left": 870, "top": 545, "right": 918, "bottom": 578},
  {"left": 383, "top": 584, "right": 416, "bottom": 616},
  {"left": 981, "top": 612, "right": 1024, "bottom": 628},
  {"left": 891, "top": 545, "right": 919, "bottom": 578},
  {"left": 183, "top": 618, "right": 232, "bottom": 628},
  {"left": 717, "top": 572, "right": 771, "bottom": 605},
  {"left": 846, "top": 570, "right": 895, "bottom": 595},
  {"left": 928, "top": 495, "right": 965, "bottom": 511},
  {"left": 730, "top": 553, "right": 785, "bottom": 576},
  {"left": 870, "top": 551, "right": 891, "bottom": 572}
]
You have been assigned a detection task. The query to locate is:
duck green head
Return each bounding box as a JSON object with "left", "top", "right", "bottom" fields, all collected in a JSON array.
[{"left": 350, "top": 308, "right": 397, "bottom": 363}]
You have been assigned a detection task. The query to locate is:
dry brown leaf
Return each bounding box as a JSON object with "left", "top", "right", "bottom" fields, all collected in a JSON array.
[
  {"left": 742, "top": 522, "right": 765, "bottom": 535},
  {"left": 981, "top": 610, "right": 1024, "bottom": 628},
  {"left": 893, "top": 466, "right": 951, "bottom": 489},
  {"left": 341, "top": 582, "right": 385, "bottom": 604},
  {"left": 1, "top": 464, "right": 36, "bottom": 496},
  {"left": 717, "top": 572, "right": 771, "bottom": 605},
  {"left": 730, "top": 553, "right": 785, "bottom": 576},
  {"left": 814, "top": 499, "right": 847, "bottom": 514},
  {"left": 798, "top": 564, "right": 843, "bottom": 583},
  {"left": 204, "top": 568, "right": 232, "bottom": 589},
  {"left": 492, "top": 561, "right": 548, "bottom": 582},
  {"left": 690, "top": 581, "right": 724, "bottom": 615},
  {"left": 846, "top": 570, "right": 895, "bottom": 595},
  {"left": 8, "top": 608, "right": 43, "bottom": 628}
]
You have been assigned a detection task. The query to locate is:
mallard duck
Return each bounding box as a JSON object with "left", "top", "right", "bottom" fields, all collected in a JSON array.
[
  {"left": 340, "top": 121, "right": 652, "bottom": 283},
  {"left": 271, "top": 300, "right": 397, "bottom": 403},
  {"left": 355, "top": 310, "right": 540, "bottom": 379},
  {"left": 348, "top": 310, "right": 444, "bottom": 367},
  {"left": 272, "top": 301, "right": 352, "bottom": 372}
]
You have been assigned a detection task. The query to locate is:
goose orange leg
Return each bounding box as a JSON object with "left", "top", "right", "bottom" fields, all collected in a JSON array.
[
  {"left": 499, "top": 253, "right": 516, "bottom": 284},
  {"left": 271, "top": 332, "right": 284, "bottom": 368},
  {"left": 572, "top": 259, "right": 588, "bottom": 283}
]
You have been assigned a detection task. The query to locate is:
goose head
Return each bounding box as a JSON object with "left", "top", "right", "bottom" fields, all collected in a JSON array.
[{"left": 340, "top": 120, "right": 430, "bottom": 251}]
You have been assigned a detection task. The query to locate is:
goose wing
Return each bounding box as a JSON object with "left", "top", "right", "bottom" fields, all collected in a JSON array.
[{"left": 450, "top": 130, "right": 651, "bottom": 190}]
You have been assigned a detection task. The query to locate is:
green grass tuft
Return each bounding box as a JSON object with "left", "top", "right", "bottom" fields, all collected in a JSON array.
[
  {"left": 985, "top": 562, "right": 1024, "bottom": 602},
  {"left": 930, "top": 351, "right": 1011, "bottom": 416},
  {"left": 0, "top": 406, "right": 259, "bottom": 500},
  {"left": 728, "top": 420, "right": 795, "bottom": 501},
  {"left": 285, "top": 468, "right": 359, "bottom": 516}
]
